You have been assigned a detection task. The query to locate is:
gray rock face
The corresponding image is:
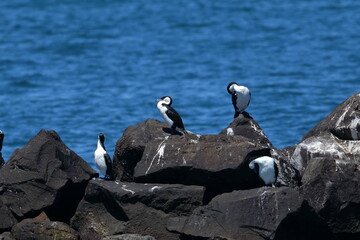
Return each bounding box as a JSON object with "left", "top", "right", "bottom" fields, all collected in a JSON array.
[
  {"left": 0, "top": 232, "right": 15, "bottom": 240},
  {"left": 219, "top": 112, "right": 273, "bottom": 148},
  {"left": 113, "top": 119, "right": 176, "bottom": 181},
  {"left": 102, "top": 234, "right": 156, "bottom": 240},
  {"left": 113, "top": 117, "right": 300, "bottom": 202},
  {"left": 288, "top": 92, "right": 360, "bottom": 175},
  {"left": 11, "top": 218, "right": 79, "bottom": 240},
  {"left": 0, "top": 201, "right": 17, "bottom": 232},
  {"left": 0, "top": 130, "right": 98, "bottom": 225},
  {"left": 167, "top": 187, "right": 336, "bottom": 240},
  {"left": 302, "top": 92, "right": 360, "bottom": 141},
  {"left": 301, "top": 157, "right": 360, "bottom": 240},
  {"left": 71, "top": 179, "right": 205, "bottom": 240},
  {"left": 134, "top": 134, "right": 269, "bottom": 189}
]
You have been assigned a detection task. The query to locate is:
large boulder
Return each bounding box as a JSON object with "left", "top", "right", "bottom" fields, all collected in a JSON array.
[
  {"left": 302, "top": 92, "right": 360, "bottom": 141},
  {"left": 167, "top": 187, "right": 336, "bottom": 240},
  {"left": 113, "top": 119, "right": 177, "bottom": 181},
  {"left": 218, "top": 114, "right": 300, "bottom": 187},
  {"left": 0, "top": 232, "right": 15, "bottom": 240},
  {"left": 0, "top": 130, "right": 98, "bottom": 226},
  {"left": 134, "top": 134, "right": 272, "bottom": 200},
  {"left": 11, "top": 218, "right": 79, "bottom": 240},
  {"left": 300, "top": 157, "right": 360, "bottom": 240},
  {"left": 102, "top": 234, "right": 156, "bottom": 240},
  {"left": 71, "top": 179, "right": 205, "bottom": 240},
  {"left": 288, "top": 92, "right": 360, "bottom": 175},
  {"left": 0, "top": 201, "right": 18, "bottom": 232},
  {"left": 219, "top": 112, "right": 273, "bottom": 148}
]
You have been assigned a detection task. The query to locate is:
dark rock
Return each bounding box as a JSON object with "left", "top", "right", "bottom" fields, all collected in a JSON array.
[
  {"left": 71, "top": 179, "right": 204, "bottom": 240},
  {"left": 0, "top": 130, "right": 98, "bottom": 224},
  {"left": 270, "top": 147, "right": 301, "bottom": 187},
  {"left": 301, "top": 157, "right": 360, "bottom": 240},
  {"left": 113, "top": 119, "right": 176, "bottom": 182},
  {"left": 302, "top": 92, "right": 360, "bottom": 141},
  {"left": 11, "top": 218, "right": 79, "bottom": 240},
  {"left": 219, "top": 112, "right": 273, "bottom": 148},
  {"left": 282, "top": 92, "right": 360, "bottom": 175},
  {"left": 168, "top": 187, "right": 336, "bottom": 240},
  {"left": 0, "top": 232, "right": 15, "bottom": 240},
  {"left": 219, "top": 115, "right": 301, "bottom": 187},
  {"left": 134, "top": 134, "right": 272, "bottom": 199},
  {"left": 102, "top": 234, "right": 156, "bottom": 240},
  {"left": 0, "top": 200, "right": 18, "bottom": 232}
]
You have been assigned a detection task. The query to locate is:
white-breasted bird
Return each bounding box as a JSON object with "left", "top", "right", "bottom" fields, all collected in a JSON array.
[
  {"left": 156, "top": 96, "right": 187, "bottom": 135},
  {"left": 227, "top": 82, "right": 251, "bottom": 118},
  {"left": 249, "top": 156, "right": 278, "bottom": 186},
  {"left": 94, "top": 133, "right": 114, "bottom": 179}
]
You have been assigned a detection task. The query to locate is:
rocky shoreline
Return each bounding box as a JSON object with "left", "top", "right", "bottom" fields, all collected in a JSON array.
[{"left": 0, "top": 92, "right": 359, "bottom": 240}]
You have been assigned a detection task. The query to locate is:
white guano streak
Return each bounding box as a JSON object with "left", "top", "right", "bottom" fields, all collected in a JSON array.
[{"left": 145, "top": 136, "right": 168, "bottom": 175}]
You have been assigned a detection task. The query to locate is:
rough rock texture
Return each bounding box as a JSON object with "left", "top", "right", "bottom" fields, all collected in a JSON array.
[
  {"left": 303, "top": 92, "right": 360, "bottom": 141},
  {"left": 113, "top": 119, "right": 177, "bottom": 181},
  {"left": 219, "top": 114, "right": 300, "bottom": 187},
  {"left": 11, "top": 218, "right": 79, "bottom": 240},
  {"left": 219, "top": 112, "right": 273, "bottom": 148},
  {"left": 0, "top": 130, "right": 98, "bottom": 226},
  {"left": 0, "top": 93, "right": 358, "bottom": 240},
  {"left": 0, "top": 232, "right": 15, "bottom": 240},
  {"left": 102, "top": 234, "right": 156, "bottom": 240},
  {"left": 270, "top": 147, "right": 301, "bottom": 187},
  {"left": 0, "top": 201, "right": 18, "bottom": 232},
  {"left": 301, "top": 157, "right": 360, "bottom": 240},
  {"left": 168, "top": 187, "right": 336, "bottom": 240},
  {"left": 71, "top": 179, "right": 205, "bottom": 240},
  {"left": 134, "top": 134, "right": 269, "bottom": 187},
  {"left": 288, "top": 92, "right": 360, "bottom": 175}
]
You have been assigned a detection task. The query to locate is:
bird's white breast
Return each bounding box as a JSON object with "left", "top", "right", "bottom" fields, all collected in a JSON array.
[
  {"left": 234, "top": 85, "right": 250, "bottom": 112},
  {"left": 94, "top": 146, "right": 107, "bottom": 176},
  {"left": 157, "top": 102, "right": 174, "bottom": 126},
  {"left": 249, "top": 156, "right": 276, "bottom": 185}
]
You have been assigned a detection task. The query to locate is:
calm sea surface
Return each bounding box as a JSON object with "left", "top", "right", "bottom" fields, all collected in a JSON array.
[{"left": 0, "top": 0, "right": 359, "bottom": 169}]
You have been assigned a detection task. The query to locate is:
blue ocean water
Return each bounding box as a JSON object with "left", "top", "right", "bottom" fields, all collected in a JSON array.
[{"left": 0, "top": 0, "right": 359, "bottom": 169}]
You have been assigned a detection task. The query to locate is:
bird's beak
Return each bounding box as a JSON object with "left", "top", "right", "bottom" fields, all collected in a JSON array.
[{"left": 156, "top": 99, "right": 160, "bottom": 102}]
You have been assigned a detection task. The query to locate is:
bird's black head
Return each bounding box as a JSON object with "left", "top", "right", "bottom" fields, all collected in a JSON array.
[
  {"left": 227, "top": 82, "right": 237, "bottom": 94},
  {"left": 98, "top": 133, "right": 105, "bottom": 144},
  {"left": 98, "top": 133, "right": 106, "bottom": 150},
  {"left": 157, "top": 96, "right": 172, "bottom": 106}
]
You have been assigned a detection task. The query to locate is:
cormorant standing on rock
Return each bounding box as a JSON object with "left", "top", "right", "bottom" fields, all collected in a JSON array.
[
  {"left": 156, "top": 96, "right": 187, "bottom": 135},
  {"left": 227, "top": 82, "right": 251, "bottom": 118},
  {"left": 94, "top": 133, "right": 114, "bottom": 180}
]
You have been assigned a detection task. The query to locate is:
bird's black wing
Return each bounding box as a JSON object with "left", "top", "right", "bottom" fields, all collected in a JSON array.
[
  {"left": 246, "top": 91, "right": 251, "bottom": 108},
  {"left": 0, "top": 132, "right": 4, "bottom": 152},
  {"left": 104, "top": 153, "right": 114, "bottom": 180},
  {"left": 166, "top": 105, "right": 185, "bottom": 129},
  {"left": 232, "top": 93, "right": 240, "bottom": 118}
]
